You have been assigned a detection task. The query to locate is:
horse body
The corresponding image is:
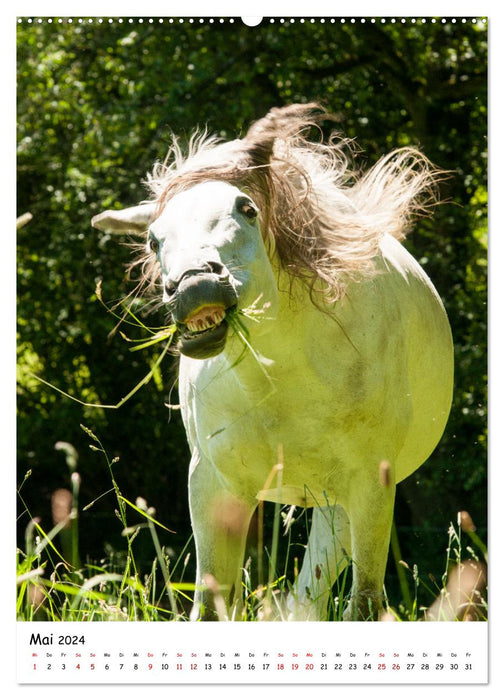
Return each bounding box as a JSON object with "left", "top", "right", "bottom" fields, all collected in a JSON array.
[
  {"left": 176, "top": 195, "right": 452, "bottom": 618},
  {"left": 92, "top": 104, "right": 453, "bottom": 620}
]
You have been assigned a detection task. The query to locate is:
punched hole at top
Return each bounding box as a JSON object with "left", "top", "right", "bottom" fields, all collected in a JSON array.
[{"left": 241, "top": 17, "right": 263, "bottom": 27}]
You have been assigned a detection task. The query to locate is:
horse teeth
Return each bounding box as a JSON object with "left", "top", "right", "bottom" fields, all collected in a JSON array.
[{"left": 186, "top": 307, "right": 225, "bottom": 334}]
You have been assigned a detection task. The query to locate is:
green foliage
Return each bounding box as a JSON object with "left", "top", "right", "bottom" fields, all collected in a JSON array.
[{"left": 17, "top": 18, "right": 487, "bottom": 579}]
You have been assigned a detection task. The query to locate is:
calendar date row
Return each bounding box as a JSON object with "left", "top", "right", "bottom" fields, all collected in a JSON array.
[{"left": 32, "top": 661, "right": 474, "bottom": 672}]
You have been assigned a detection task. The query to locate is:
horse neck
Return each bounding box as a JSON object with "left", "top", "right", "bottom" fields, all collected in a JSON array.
[{"left": 223, "top": 271, "right": 322, "bottom": 384}]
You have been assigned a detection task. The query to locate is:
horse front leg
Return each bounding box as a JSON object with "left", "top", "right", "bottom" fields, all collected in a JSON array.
[
  {"left": 344, "top": 463, "right": 396, "bottom": 620},
  {"left": 188, "top": 452, "right": 255, "bottom": 621}
]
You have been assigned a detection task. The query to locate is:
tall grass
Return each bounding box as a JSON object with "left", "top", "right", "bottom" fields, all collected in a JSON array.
[
  {"left": 17, "top": 426, "right": 193, "bottom": 622},
  {"left": 16, "top": 427, "right": 488, "bottom": 622}
]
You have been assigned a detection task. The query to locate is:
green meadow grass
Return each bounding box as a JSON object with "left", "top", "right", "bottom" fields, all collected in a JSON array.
[{"left": 16, "top": 426, "right": 487, "bottom": 623}]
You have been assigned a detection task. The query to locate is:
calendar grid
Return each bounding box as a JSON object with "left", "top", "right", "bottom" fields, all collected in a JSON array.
[{"left": 17, "top": 621, "right": 488, "bottom": 684}]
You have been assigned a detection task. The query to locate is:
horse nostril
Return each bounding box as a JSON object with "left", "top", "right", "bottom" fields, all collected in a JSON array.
[
  {"left": 208, "top": 262, "right": 231, "bottom": 283},
  {"left": 207, "top": 261, "right": 226, "bottom": 277},
  {"left": 165, "top": 280, "right": 177, "bottom": 298}
]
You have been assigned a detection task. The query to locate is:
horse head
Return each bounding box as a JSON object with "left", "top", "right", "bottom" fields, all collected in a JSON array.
[
  {"left": 92, "top": 180, "right": 279, "bottom": 359},
  {"left": 150, "top": 181, "right": 279, "bottom": 358}
]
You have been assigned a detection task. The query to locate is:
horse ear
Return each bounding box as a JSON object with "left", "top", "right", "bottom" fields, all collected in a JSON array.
[
  {"left": 243, "top": 103, "right": 325, "bottom": 167},
  {"left": 91, "top": 202, "right": 157, "bottom": 234},
  {"left": 242, "top": 114, "right": 277, "bottom": 167}
]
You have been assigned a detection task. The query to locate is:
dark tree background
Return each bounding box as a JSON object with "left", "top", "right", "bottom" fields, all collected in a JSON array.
[{"left": 17, "top": 17, "right": 487, "bottom": 603}]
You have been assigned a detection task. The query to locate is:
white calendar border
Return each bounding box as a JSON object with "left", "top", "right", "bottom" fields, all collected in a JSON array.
[{"left": 5, "top": 0, "right": 501, "bottom": 696}]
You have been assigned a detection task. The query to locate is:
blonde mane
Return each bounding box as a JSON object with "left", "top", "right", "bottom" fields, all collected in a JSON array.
[{"left": 139, "top": 103, "right": 445, "bottom": 301}]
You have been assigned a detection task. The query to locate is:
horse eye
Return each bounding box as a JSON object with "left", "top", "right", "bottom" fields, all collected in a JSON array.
[
  {"left": 239, "top": 202, "right": 258, "bottom": 221},
  {"left": 148, "top": 235, "right": 160, "bottom": 255}
]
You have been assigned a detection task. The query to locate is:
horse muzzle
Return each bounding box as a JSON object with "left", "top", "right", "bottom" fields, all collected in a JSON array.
[{"left": 167, "top": 268, "right": 239, "bottom": 359}]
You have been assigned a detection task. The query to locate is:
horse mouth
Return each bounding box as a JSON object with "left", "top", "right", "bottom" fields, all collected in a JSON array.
[{"left": 178, "top": 304, "right": 231, "bottom": 359}]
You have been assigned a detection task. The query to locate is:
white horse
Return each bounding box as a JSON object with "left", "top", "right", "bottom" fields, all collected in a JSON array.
[{"left": 92, "top": 104, "right": 453, "bottom": 621}]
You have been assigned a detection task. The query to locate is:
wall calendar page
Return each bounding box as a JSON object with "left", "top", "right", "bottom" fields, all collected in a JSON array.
[{"left": 15, "top": 7, "right": 491, "bottom": 696}]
